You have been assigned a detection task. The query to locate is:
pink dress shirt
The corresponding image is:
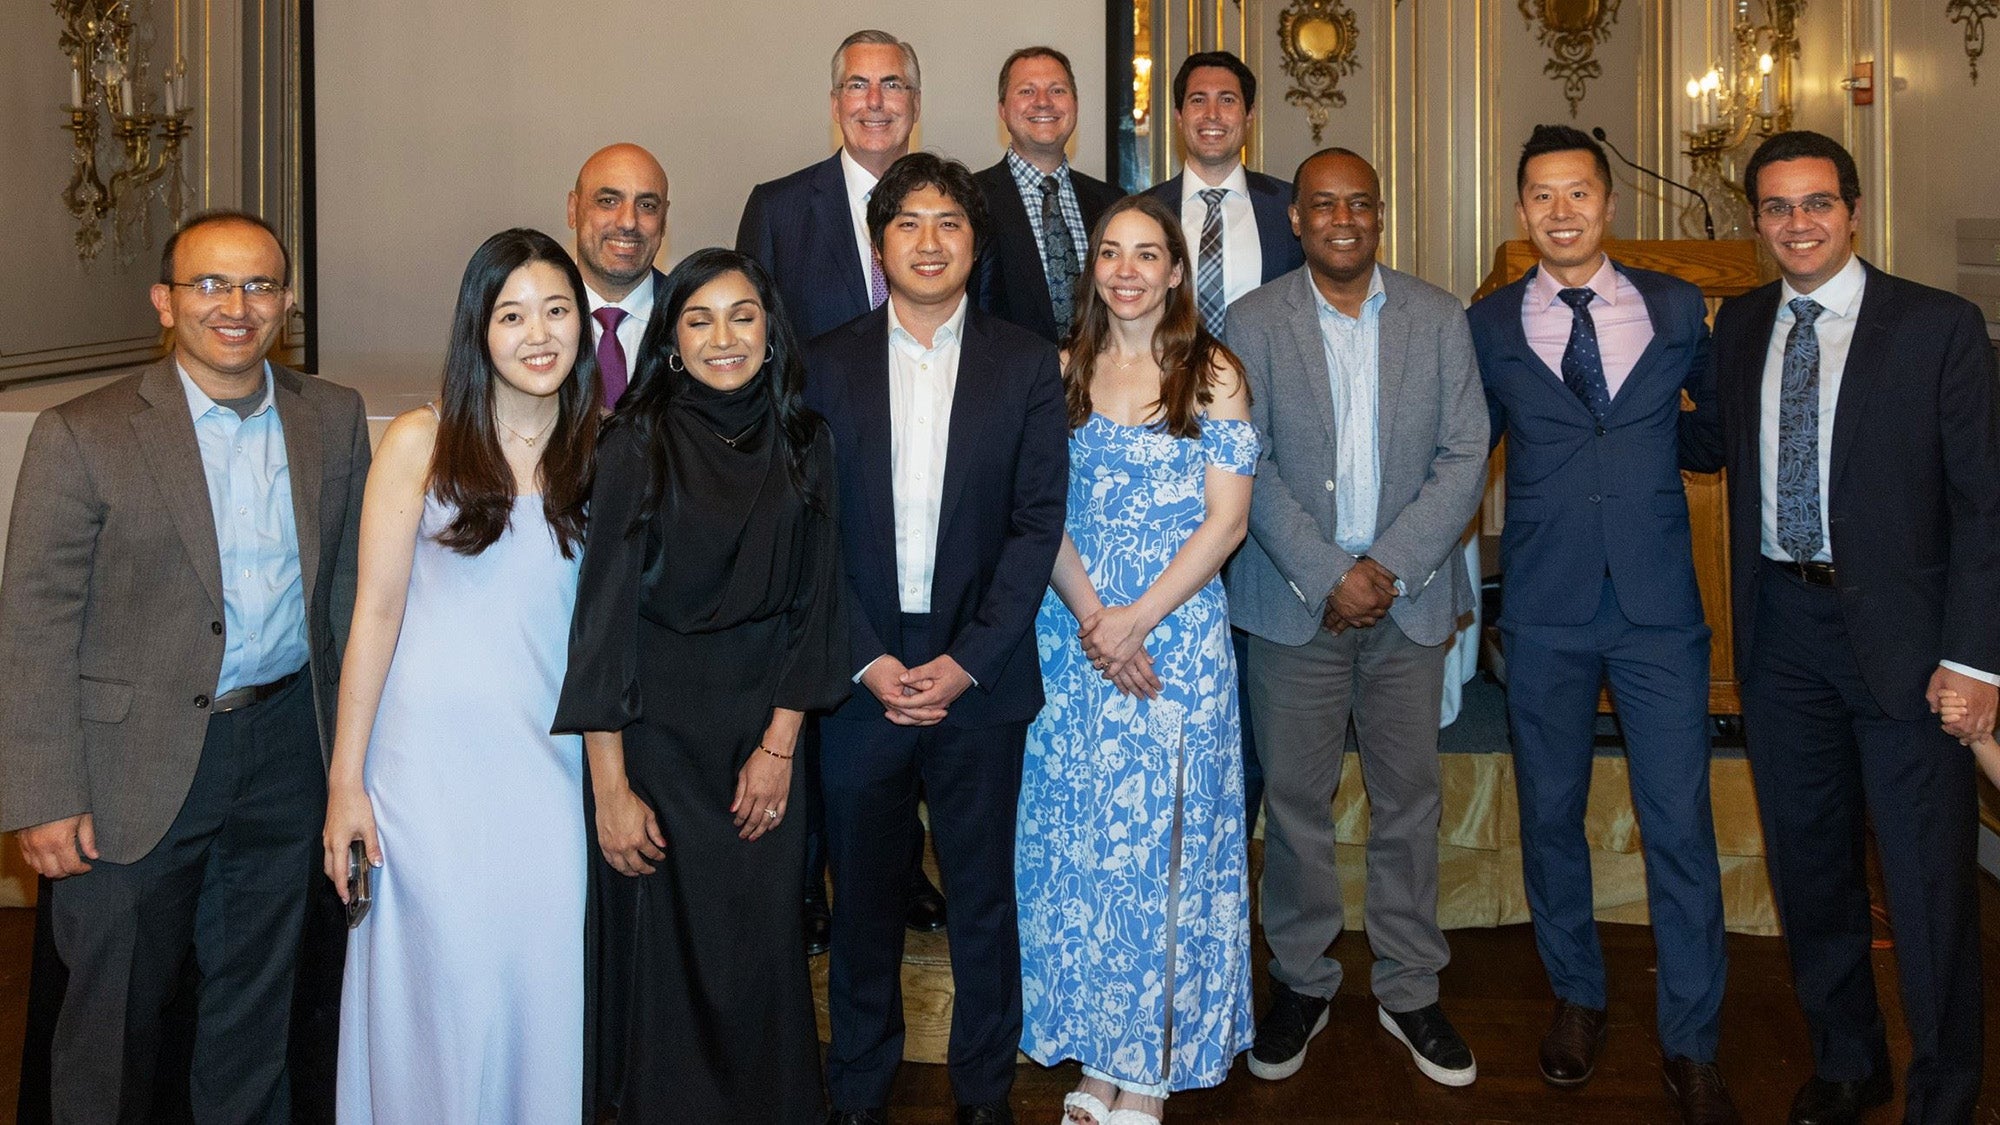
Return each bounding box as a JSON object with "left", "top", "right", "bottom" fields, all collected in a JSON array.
[{"left": 1522, "top": 255, "right": 1655, "bottom": 400}]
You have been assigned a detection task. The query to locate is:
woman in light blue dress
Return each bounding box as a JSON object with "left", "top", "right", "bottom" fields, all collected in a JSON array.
[
  {"left": 1018, "top": 195, "right": 1257, "bottom": 1125},
  {"left": 321, "top": 228, "right": 600, "bottom": 1123}
]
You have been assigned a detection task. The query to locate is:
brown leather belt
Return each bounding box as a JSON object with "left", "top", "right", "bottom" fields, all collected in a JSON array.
[
  {"left": 1763, "top": 555, "right": 1837, "bottom": 587},
  {"left": 213, "top": 669, "right": 303, "bottom": 713}
]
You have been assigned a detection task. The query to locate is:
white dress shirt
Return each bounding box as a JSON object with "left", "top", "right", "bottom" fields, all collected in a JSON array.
[
  {"left": 840, "top": 148, "right": 882, "bottom": 301},
  {"left": 1178, "top": 162, "right": 1261, "bottom": 309},
  {"left": 887, "top": 295, "right": 967, "bottom": 614},
  {"left": 583, "top": 269, "right": 655, "bottom": 366},
  {"left": 1757, "top": 253, "right": 1996, "bottom": 685}
]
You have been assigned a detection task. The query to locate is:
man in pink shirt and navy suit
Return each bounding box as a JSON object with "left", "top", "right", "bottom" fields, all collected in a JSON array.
[{"left": 1468, "top": 125, "right": 1736, "bottom": 1125}]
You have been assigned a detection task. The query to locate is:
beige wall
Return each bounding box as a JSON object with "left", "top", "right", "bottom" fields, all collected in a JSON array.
[{"left": 313, "top": 0, "right": 1108, "bottom": 403}]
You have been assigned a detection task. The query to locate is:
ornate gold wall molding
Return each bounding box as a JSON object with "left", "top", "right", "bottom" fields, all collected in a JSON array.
[
  {"left": 1949, "top": 0, "right": 1998, "bottom": 81},
  {"left": 1278, "top": 0, "right": 1363, "bottom": 141},
  {"left": 1517, "top": 0, "right": 1623, "bottom": 116}
]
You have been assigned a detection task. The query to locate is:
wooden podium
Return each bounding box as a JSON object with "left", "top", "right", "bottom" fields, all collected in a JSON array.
[{"left": 1474, "top": 239, "right": 1769, "bottom": 715}]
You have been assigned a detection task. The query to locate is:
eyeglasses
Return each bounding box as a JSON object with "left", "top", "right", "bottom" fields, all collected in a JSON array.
[
  {"left": 167, "top": 278, "right": 288, "bottom": 301},
  {"left": 1756, "top": 195, "right": 1843, "bottom": 222}
]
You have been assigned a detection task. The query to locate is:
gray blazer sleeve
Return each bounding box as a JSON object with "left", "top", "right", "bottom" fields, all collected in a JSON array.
[{"left": 0, "top": 411, "right": 102, "bottom": 831}]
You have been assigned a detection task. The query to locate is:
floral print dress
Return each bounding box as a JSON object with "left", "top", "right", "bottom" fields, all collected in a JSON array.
[{"left": 1016, "top": 412, "right": 1258, "bottom": 1092}]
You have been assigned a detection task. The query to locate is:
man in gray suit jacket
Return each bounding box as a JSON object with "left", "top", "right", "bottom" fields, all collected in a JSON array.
[
  {"left": 1224, "top": 150, "right": 1488, "bottom": 1089},
  {"left": 0, "top": 211, "right": 368, "bottom": 1124}
]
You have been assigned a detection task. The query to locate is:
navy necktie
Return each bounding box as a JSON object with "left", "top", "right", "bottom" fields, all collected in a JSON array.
[
  {"left": 1557, "top": 287, "right": 1612, "bottom": 420},
  {"left": 1040, "top": 175, "right": 1079, "bottom": 337},
  {"left": 1777, "top": 296, "right": 1826, "bottom": 562}
]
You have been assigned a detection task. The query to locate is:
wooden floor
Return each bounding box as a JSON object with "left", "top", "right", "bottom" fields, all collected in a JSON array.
[{"left": 1, "top": 878, "right": 1995, "bottom": 1123}]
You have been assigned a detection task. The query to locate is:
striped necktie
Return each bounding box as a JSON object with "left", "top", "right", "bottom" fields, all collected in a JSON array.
[{"left": 1196, "top": 187, "right": 1228, "bottom": 330}]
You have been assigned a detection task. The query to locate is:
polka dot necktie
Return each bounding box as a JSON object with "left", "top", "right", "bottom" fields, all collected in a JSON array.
[{"left": 1557, "top": 287, "right": 1612, "bottom": 420}]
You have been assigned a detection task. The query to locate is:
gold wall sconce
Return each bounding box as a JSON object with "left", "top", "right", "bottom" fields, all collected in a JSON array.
[
  {"left": 1277, "top": 0, "right": 1362, "bottom": 144},
  {"left": 56, "top": 0, "right": 194, "bottom": 263},
  {"left": 1949, "top": 0, "right": 1998, "bottom": 81},
  {"left": 1519, "top": 0, "right": 1625, "bottom": 117}
]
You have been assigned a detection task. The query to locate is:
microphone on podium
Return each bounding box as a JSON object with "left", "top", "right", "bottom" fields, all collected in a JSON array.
[{"left": 1591, "top": 126, "right": 1716, "bottom": 240}]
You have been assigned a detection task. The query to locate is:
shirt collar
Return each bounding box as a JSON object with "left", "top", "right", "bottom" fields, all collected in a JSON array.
[
  {"left": 1006, "top": 148, "right": 1070, "bottom": 192},
  {"left": 888, "top": 293, "right": 970, "bottom": 351},
  {"left": 1311, "top": 266, "right": 1387, "bottom": 321},
  {"left": 1181, "top": 161, "right": 1249, "bottom": 204},
  {"left": 585, "top": 269, "right": 656, "bottom": 321},
  {"left": 1529, "top": 254, "right": 1620, "bottom": 310},
  {"left": 1779, "top": 252, "right": 1865, "bottom": 320},
  {"left": 178, "top": 361, "right": 275, "bottom": 422},
  {"left": 839, "top": 147, "right": 882, "bottom": 206}
]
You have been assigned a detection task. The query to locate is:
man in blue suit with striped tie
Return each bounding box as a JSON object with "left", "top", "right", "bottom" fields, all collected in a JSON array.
[{"left": 1467, "top": 125, "right": 1736, "bottom": 1125}]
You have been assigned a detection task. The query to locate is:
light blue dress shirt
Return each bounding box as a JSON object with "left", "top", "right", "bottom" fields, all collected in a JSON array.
[
  {"left": 178, "top": 364, "right": 308, "bottom": 694},
  {"left": 1313, "top": 267, "right": 1389, "bottom": 556}
]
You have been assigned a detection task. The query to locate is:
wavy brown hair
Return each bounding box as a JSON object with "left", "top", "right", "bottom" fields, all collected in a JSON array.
[
  {"left": 430, "top": 228, "right": 601, "bottom": 557},
  {"left": 1063, "top": 193, "right": 1243, "bottom": 439}
]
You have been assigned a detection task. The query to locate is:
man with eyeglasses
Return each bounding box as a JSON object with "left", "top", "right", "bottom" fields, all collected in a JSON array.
[
  {"left": 737, "top": 28, "right": 951, "bottom": 958},
  {"left": 0, "top": 209, "right": 368, "bottom": 1124},
  {"left": 1713, "top": 130, "right": 1999, "bottom": 1125}
]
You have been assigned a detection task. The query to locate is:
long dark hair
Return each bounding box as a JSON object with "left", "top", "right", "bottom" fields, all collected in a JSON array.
[
  {"left": 430, "top": 227, "right": 601, "bottom": 557},
  {"left": 1064, "top": 194, "right": 1242, "bottom": 439},
  {"left": 615, "top": 248, "right": 825, "bottom": 521}
]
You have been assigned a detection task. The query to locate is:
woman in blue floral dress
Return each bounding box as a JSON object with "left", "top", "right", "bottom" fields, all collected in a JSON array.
[{"left": 1017, "top": 194, "right": 1258, "bottom": 1125}]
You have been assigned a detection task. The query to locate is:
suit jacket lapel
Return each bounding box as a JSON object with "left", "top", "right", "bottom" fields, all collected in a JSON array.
[
  {"left": 272, "top": 364, "right": 324, "bottom": 606},
  {"left": 812, "top": 154, "right": 869, "bottom": 318},
  {"left": 1375, "top": 272, "right": 1413, "bottom": 454},
  {"left": 131, "top": 361, "right": 224, "bottom": 615},
  {"left": 1727, "top": 284, "right": 1781, "bottom": 490},
  {"left": 1284, "top": 270, "right": 1341, "bottom": 454},
  {"left": 1830, "top": 263, "right": 1895, "bottom": 496},
  {"left": 1602, "top": 264, "right": 1671, "bottom": 417},
  {"left": 936, "top": 313, "right": 994, "bottom": 546},
  {"left": 1500, "top": 269, "right": 1597, "bottom": 424},
  {"left": 847, "top": 312, "right": 900, "bottom": 578}
]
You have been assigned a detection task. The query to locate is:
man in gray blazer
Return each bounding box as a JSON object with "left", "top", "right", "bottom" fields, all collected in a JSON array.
[
  {"left": 0, "top": 210, "right": 368, "bottom": 1124},
  {"left": 1224, "top": 149, "right": 1488, "bottom": 1089}
]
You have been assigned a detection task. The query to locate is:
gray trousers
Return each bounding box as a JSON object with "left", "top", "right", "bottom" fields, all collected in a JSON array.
[{"left": 1247, "top": 619, "right": 1449, "bottom": 1012}]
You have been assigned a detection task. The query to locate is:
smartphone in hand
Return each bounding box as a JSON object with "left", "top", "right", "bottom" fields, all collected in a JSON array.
[{"left": 345, "top": 840, "right": 373, "bottom": 929}]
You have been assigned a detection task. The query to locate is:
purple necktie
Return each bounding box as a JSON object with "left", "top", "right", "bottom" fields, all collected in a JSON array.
[
  {"left": 868, "top": 252, "right": 888, "bottom": 310},
  {"left": 593, "top": 306, "right": 629, "bottom": 407}
]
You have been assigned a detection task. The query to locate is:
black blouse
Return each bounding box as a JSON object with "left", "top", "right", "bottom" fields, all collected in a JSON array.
[{"left": 552, "top": 379, "right": 850, "bottom": 733}]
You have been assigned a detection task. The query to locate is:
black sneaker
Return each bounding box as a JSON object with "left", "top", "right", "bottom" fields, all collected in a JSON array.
[
  {"left": 1248, "top": 982, "right": 1331, "bottom": 1080},
  {"left": 1378, "top": 1002, "right": 1477, "bottom": 1087}
]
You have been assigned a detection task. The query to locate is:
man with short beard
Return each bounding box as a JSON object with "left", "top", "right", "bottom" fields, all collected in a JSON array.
[{"left": 567, "top": 142, "right": 669, "bottom": 409}]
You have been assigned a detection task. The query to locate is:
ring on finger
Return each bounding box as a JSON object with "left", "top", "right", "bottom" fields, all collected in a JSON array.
[{"left": 764, "top": 808, "right": 779, "bottom": 820}]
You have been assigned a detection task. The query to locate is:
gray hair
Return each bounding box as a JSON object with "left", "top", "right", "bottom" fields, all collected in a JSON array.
[{"left": 830, "top": 29, "right": 921, "bottom": 93}]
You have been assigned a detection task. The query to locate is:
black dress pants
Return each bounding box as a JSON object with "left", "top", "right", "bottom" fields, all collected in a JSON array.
[
  {"left": 820, "top": 613, "right": 1025, "bottom": 1111},
  {"left": 45, "top": 676, "right": 326, "bottom": 1125},
  {"left": 1742, "top": 562, "right": 1983, "bottom": 1123}
]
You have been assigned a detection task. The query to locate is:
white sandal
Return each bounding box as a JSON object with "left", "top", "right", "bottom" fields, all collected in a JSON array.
[
  {"left": 1104, "top": 1110, "right": 1163, "bottom": 1125},
  {"left": 1062, "top": 1090, "right": 1112, "bottom": 1125}
]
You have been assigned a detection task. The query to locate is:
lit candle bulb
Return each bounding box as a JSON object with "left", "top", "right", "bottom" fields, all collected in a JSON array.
[{"left": 1686, "top": 77, "right": 1703, "bottom": 129}]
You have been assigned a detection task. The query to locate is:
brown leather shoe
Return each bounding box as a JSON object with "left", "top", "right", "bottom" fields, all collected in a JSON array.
[
  {"left": 1662, "top": 1055, "right": 1741, "bottom": 1125},
  {"left": 1538, "top": 1000, "right": 1608, "bottom": 1087}
]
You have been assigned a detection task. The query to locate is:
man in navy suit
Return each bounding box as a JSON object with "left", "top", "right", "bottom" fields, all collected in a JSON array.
[
  {"left": 1144, "top": 50, "right": 1304, "bottom": 334},
  {"left": 970, "top": 45, "right": 1122, "bottom": 345},
  {"left": 1715, "top": 131, "right": 1999, "bottom": 1125},
  {"left": 737, "top": 29, "right": 948, "bottom": 946},
  {"left": 737, "top": 29, "right": 920, "bottom": 345},
  {"left": 805, "top": 152, "right": 1067, "bottom": 1125},
  {"left": 1467, "top": 125, "right": 1736, "bottom": 1125},
  {"left": 567, "top": 142, "right": 668, "bottom": 408},
  {"left": 1144, "top": 48, "right": 1302, "bottom": 838}
]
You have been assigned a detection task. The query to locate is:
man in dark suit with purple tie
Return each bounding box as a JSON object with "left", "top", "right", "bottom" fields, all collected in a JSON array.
[{"left": 737, "top": 29, "right": 948, "bottom": 948}]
